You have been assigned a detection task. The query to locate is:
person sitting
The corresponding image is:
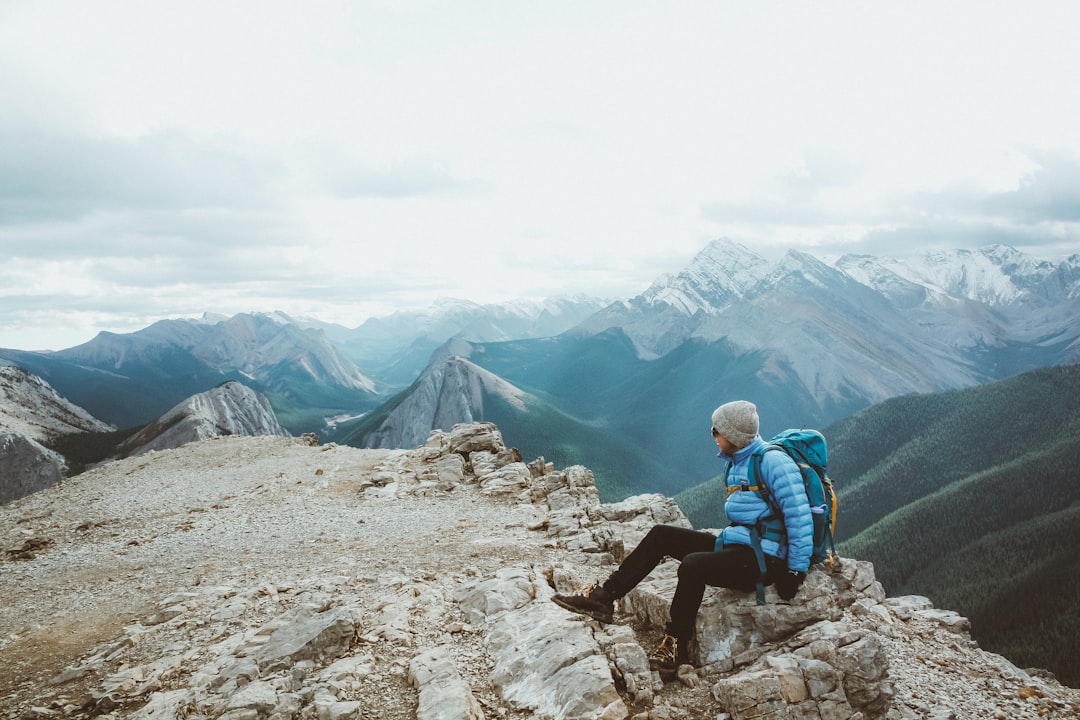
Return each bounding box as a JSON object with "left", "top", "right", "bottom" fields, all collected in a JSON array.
[{"left": 552, "top": 400, "right": 812, "bottom": 676}]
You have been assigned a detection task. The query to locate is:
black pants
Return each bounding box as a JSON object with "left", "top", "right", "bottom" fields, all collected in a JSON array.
[{"left": 602, "top": 524, "right": 785, "bottom": 641}]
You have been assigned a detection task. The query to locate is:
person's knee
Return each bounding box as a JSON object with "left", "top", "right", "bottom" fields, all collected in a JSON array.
[
  {"left": 646, "top": 523, "right": 673, "bottom": 538},
  {"left": 678, "top": 552, "right": 711, "bottom": 582},
  {"left": 642, "top": 523, "right": 679, "bottom": 548}
]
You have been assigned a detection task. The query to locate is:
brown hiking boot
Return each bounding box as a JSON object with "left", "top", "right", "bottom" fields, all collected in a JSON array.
[
  {"left": 551, "top": 583, "right": 615, "bottom": 623},
  {"left": 649, "top": 634, "right": 689, "bottom": 678}
]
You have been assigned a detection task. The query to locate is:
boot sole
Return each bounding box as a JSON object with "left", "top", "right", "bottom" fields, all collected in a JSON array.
[{"left": 550, "top": 597, "right": 614, "bottom": 624}]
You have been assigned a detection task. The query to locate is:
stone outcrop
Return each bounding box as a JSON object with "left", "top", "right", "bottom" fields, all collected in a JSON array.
[
  {"left": 409, "top": 647, "right": 485, "bottom": 720},
  {"left": 620, "top": 557, "right": 886, "bottom": 669},
  {"left": 4, "top": 423, "right": 1079, "bottom": 720},
  {"left": 459, "top": 567, "right": 629, "bottom": 719}
]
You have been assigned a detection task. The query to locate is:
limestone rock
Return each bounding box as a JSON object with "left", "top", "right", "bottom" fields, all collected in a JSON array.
[
  {"left": 464, "top": 566, "right": 629, "bottom": 720},
  {"left": 621, "top": 556, "right": 887, "bottom": 669},
  {"left": 711, "top": 630, "right": 892, "bottom": 720},
  {"left": 435, "top": 452, "right": 467, "bottom": 487},
  {"left": 448, "top": 421, "right": 505, "bottom": 456},
  {"left": 456, "top": 566, "right": 535, "bottom": 623},
  {"left": 253, "top": 608, "right": 356, "bottom": 672},
  {"left": 409, "top": 647, "right": 486, "bottom": 720},
  {"left": 476, "top": 461, "right": 533, "bottom": 498},
  {"left": 594, "top": 623, "right": 660, "bottom": 705},
  {"left": 470, "top": 447, "right": 523, "bottom": 477}
]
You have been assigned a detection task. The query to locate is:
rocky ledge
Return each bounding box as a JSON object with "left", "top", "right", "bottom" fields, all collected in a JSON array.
[{"left": 2, "top": 422, "right": 1078, "bottom": 719}]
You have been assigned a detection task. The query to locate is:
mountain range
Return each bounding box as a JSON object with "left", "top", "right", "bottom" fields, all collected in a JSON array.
[
  {"left": 2, "top": 239, "right": 1078, "bottom": 499},
  {"left": 344, "top": 240, "right": 1080, "bottom": 497}
]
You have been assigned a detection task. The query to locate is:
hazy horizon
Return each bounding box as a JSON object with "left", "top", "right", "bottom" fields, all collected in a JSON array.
[{"left": 3, "top": 1, "right": 1079, "bottom": 351}]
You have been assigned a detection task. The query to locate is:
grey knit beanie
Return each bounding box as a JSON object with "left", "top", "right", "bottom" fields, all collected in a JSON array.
[{"left": 711, "top": 400, "right": 759, "bottom": 449}]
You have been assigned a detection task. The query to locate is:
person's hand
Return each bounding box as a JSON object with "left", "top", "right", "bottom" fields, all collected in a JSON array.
[{"left": 776, "top": 570, "right": 806, "bottom": 601}]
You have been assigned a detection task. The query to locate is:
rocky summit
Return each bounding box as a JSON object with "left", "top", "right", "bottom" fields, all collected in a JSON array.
[{"left": 1, "top": 424, "right": 1078, "bottom": 719}]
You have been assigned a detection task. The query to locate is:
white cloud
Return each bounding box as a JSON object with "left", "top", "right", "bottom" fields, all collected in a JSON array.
[{"left": 1, "top": 0, "right": 1079, "bottom": 351}]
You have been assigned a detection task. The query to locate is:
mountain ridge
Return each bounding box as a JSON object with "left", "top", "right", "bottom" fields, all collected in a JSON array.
[
  {"left": 114, "top": 380, "right": 290, "bottom": 458},
  {"left": 0, "top": 366, "right": 115, "bottom": 503},
  {"left": 0, "top": 365, "right": 114, "bottom": 442}
]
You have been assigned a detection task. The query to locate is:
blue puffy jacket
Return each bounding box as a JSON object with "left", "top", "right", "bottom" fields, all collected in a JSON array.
[{"left": 715, "top": 437, "right": 814, "bottom": 573}]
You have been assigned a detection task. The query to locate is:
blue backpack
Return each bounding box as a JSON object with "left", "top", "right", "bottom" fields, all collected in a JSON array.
[
  {"left": 728, "top": 429, "right": 838, "bottom": 603},
  {"left": 748, "top": 428, "right": 838, "bottom": 567}
]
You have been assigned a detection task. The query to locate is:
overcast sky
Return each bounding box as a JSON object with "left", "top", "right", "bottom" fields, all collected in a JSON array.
[{"left": 2, "top": 1, "right": 1079, "bottom": 351}]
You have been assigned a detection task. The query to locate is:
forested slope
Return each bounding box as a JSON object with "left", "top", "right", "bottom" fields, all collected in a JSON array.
[{"left": 830, "top": 363, "right": 1080, "bottom": 685}]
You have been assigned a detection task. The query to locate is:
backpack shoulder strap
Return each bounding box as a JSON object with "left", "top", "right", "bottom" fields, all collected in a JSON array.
[
  {"left": 747, "top": 444, "right": 787, "bottom": 606},
  {"left": 749, "top": 444, "right": 785, "bottom": 507}
]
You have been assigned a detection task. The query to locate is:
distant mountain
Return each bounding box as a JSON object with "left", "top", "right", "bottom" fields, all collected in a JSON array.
[
  {"left": 55, "top": 312, "right": 376, "bottom": 394},
  {"left": 0, "top": 313, "right": 379, "bottom": 434},
  {"left": 313, "top": 296, "right": 612, "bottom": 386},
  {"left": 344, "top": 353, "right": 526, "bottom": 450},
  {"left": 340, "top": 348, "right": 676, "bottom": 500},
  {"left": 347, "top": 240, "right": 1080, "bottom": 501},
  {"left": 579, "top": 239, "right": 1079, "bottom": 394},
  {"left": 114, "top": 381, "right": 289, "bottom": 457},
  {"left": 3, "top": 240, "right": 1077, "bottom": 502},
  {"left": 835, "top": 244, "right": 1080, "bottom": 374},
  {"left": 0, "top": 432, "right": 66, "bottom": 505}
]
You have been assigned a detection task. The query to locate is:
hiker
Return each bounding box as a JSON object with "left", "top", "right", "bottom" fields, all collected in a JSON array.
[{"left": 552, "top": 400, "right": 813, "bottom": 675}]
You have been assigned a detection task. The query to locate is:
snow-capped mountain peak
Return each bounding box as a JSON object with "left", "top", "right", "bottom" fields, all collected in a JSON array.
[
  {"left": 838, "top": 244, "right": 1077, "bottom": 308},
  {"left": 641, "top": 238, "right": 771, "bottom": 314},
  {"left": 769, "top": 248, "right": 844, "bottom": 291}
]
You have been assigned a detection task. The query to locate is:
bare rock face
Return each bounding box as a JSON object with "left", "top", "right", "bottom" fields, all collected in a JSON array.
[
  {"left": 0, "top": 431, "right": 66, "bottom": 504},
  {"left": 621, "top": 557, "right": 887, "bottom": 670},
  {"left": 116, "top": 381, "right": 289, "bottom": 457},
  {"left": 0, "top": 366, "right": 113, "bottom": 504},
  {"left": 0, "top": 365, "right": 113, "bottom": 442},
  {"left": 537, "top": 464, "right": 897, "bottom": 718},
  {"left": 358, "top": 356, "right": 527, "bottom": 450}
]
